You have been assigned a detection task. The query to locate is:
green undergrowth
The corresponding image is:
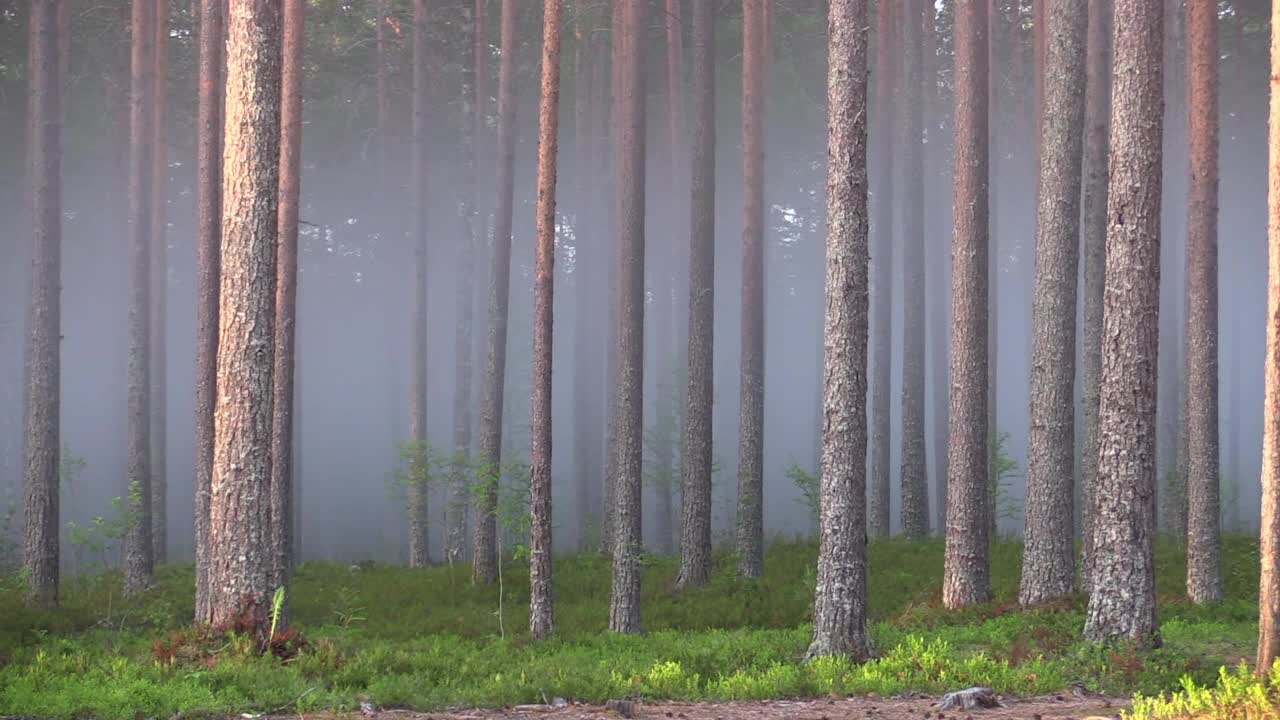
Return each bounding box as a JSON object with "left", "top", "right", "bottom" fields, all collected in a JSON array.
[{"left": 0, "top": 535, "right": 1266, "bottom": 719}]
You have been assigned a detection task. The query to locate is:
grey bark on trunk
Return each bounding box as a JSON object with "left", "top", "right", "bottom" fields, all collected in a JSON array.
[
  {"left": 150, "top": 0, "right": 169, "bottom": 566},
  {"left": 407, "top": 0, "right": 430, "bottom": 569},
  {"left": 1083, "top": 0, "right": 1163, "bottom": 647},
  {"left": 868, "top": 0, "right": 894, "bottom": 540}
]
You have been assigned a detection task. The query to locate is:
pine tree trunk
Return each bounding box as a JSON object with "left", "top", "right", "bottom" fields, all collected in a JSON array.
[
  {"left": 150, "top": 0, "right": 169, "bottom": 566},
  {"left": 924, "top": 2, "right": 949, "bottom": 538},
  {"left": 528, "top": 0, "right": 562, "bottom": 641},
  {"left": 209, "top": 0, "right": 281, "bottom": 638},
  {"left": 676, "top": 0, "right": 715, "bottom": 590},
  {"left": 943, "top": 0, "right": 991, "bottom": 610},
  {"left": 1019, "top": 0, "right": 1086, "bottom": 608},
  {"left": 124, "top": 0, "right": 157, "bottom": 596},
  {"left": 608, "top": 0, "right": 647, "bottom": 634},
  {"left": 193, "top": 0, "right": 222, "bottom": 623},
  {"left": 806, "top": 0, "right": 871, "bottom": 661},
  {"left": 270, "top": 0, "right": 303, "bottom": 615},
  {"left": 407, "top": 0, "right": 430, "bottom": 569},
  {"left": 868, "top": 0, "right": 895, "bottom": 540},
  {"left": 1083, "top": 0, "right": 1163, "bottom": 647},
  {"left": 474, "top": 0, "right": 518, "bottom": 583},
  {"left": 986, "top": 0, "right": 1004, "bottom": 542},
  {"left": 22, "top": 0, "right": 63, "bottom": 608},
  {"left": 899, "top": 0, "right": 928, "bottom": 539},
  {"left": 1079, "top": 0, "right": 1112, "bottom": 598},
  {"left": 1258, "top": 0, "right": 1280, "bottom": 669},
  {"left": 1184, "top": 0, "right": 1221, "bottom": 604}
]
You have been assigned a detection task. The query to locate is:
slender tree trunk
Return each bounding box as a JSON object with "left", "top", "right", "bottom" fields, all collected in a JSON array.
[
  {"left": 407, "top": 0, "right": 430, "bottom": 569},
  {"left": 924, "top": 1, "right": 949, "bottom": 538},
  {"left": 375, "top": 0, "right": 389, "bottom": 187},
  {"left": 1259, "top": 0, "right": 1280, "bottom": 669},
  {"left": 270, "top": 0, "right": 303, "bottom": 616},
  {"left": 943, "top": 0, "right": 991, "bottom": 610},
  {"left": 1019, "top": 0, "right": 1086, "bottom": 608},
  {"left": 736, "top": 0, "right": 766, "bottom": 577},
  {"left": 150, "top": 0, "right": 169, "bottom": 566},
  {"left": 986, "top": 0, "right": 1001, "bottom": 542},
  {"left": 209, "top": 0, "right": 281, "bottom": 638},
  {"left": 899, "top": 0, "right": 928, "bottom": 539},
  {"left": 676, "top": 0, "right": 715, "bottom": 590},
  {"left": 806, "top": 0, "right": 871, "bottom": 661},
  {"left": 529, "top": 0, "right": 562, "bottom": 642},
  {"left": 1083, "top": 0, "right": 1163, "bottom": 647},
  {"left": 1079, "top": 0, "right": 1112, "bottom": 598},
  {"left": 1185, "top": 0, "right": 1221, "bottom": 604},
  {"left": 124, "top": 0, "right": 156, "bottom": 596},
  {"left": 193, "top": 0, "right": 222, "bottom": 622},
  {"left": 474, "top": 0, "right": 517, "bottom": 583},
  {"left": 603, "top": 1, "right": 624, "bottom": 559},
  {"left": 22, "top": 0, "right": 63, "bottom": 607},
  {"left": 868, "top": 0, "right": 894, "bottom": 540},
  {"left": 608, "top": 0, "right": 647, "bottom": 634}
]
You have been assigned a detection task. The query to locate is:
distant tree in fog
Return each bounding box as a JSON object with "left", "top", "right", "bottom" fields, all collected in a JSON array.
[
  {"left": 150, "top": 0, "right": 169, "bottom": 566},
  {"left": 406, "top": 0, "right": 430, "bottom": 569},
  {"left": 868, "top": 0, "right": 894, "bottom": 541}
]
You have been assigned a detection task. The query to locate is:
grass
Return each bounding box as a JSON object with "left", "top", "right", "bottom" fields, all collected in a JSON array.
[{"left": 0, "top": 535, "right": 1267, "bottom": 719}]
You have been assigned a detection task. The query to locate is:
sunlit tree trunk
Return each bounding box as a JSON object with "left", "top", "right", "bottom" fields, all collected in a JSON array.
[
  {"left": 474, "top": 0, "right": 518, "bottom": 583},
  {"left": 1083, "top": 0, "right": 1163, "bottom": 647},
  {"left": 608, "top": 0, "right": 647, "bottom": 634},
  {"left": 407, "top": 0, "right": 430, "bottom": 569},
  {"left": 943, "top": 0, "right": 991, "bottom": 610},
  {"left": 676, "top": 0, "right": 715, "bottom": 590},
  {"left": 868, "top": 0, "right": 895, "bottom": 540},
  {"left": 22, "top": 0, "right": 63, "bottom": 607},
  {"left": 150, "top": 0, "right": 169, "bottom": 566},
  {"left": 1185, "top": 0, "right": 1221, "bottom": 604},
  {"left": 529, "top": 0, "right": 562, "bottom": 642},
  {"left": 124, "top": 0, "right": 157, "bottom": 596},
  {"left": 1079, "top": 0, "right": 1112, "bottom": 597},
  {"left": 1258, "top": 0, "right": 1280, "bottom": 671},
  {"left": 193, "top": 0, "right": 223, "bottom": 623},
  {"left": 1020, "top": 0, "right": 1086, "bottom": 607},
  {"left": 806, "top": 0, "right": 871, "bottom": 661},
  {"left": 209, "top": 0, "right": 281, "bottom": 639}
]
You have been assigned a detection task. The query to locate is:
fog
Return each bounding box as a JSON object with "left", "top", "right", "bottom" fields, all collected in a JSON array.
[{"left": 0, "top": 1, "right": 1271, "bottom": 569}]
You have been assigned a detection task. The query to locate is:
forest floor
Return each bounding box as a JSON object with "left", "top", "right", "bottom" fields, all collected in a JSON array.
[{"left": 0, "top": 537, "right": 1267, "bottom": 720}]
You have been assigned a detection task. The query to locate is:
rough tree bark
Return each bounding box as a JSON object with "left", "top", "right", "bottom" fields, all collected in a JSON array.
[
  {"left": 270, "top": 0, "right": 303, "bottom": 614},
  {"left": 1083, "top": 0, "right": 1163, "bottom": 647},
  {"left": 805, "top": 0, "right": 871, "bottom": 662},
  {"left": 528, "top": 0, "right": 562, "bottom": 642},
  {"left": 124, "top": 0, "right": 157, "bottom": 596},
  {"left": 1258, "top": 0, "right": 1280, "bottom": 673},
  {"left": 150, "top": 0, "right": 169, "bottom": 565},
  {"left": 474, "top": 0, "right": 517, "bottom": 583},
  {"left": 868, "top": 0, "right": 895, "bottom": 540},
  {"left": 943, "top": 0, "right": 991, "bottom": 610},
  {"left": 1184, "top": 0, "right": 1221, "bottom": 605},
  {"left": 194, "top": 0, "right": 223, "bottom": 623},
  {"left": 736, "top": 0, "right": 766, "bottom": 577},
  {"left": 407, "top": 0, "right": 430, "bottom": 569},
  {"left": 209, "top": 0, "right": 281, "bottom": 638},
  {"left": 608, "top": 0, "right": 647, "bottom": 634},
  {"left": 22, "top": 0, "right": 63, "bottom": 608},
  {"left": 1019, "top": 0, "right": 1087, "bottom": 608},
  {"left": 1079, "top": 0, "right": 1112, "bottom": 597},
  {"left": 676, "top": 0, "right": 715, "bottom": 590},
  {"left": 899, "top": 0, "right": 928, "bottom": 539}
]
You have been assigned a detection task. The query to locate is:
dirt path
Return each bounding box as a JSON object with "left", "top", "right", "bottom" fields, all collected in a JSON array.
[{"left": 325, "top": 693, "right": 1129, "bottom": 720}]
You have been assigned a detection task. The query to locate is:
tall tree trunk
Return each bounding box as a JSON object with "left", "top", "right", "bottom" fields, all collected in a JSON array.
[
  {"left": 1258, "top": 0, "right": 1280, "bottom": 669},
  {"left": 942, "top": 0, "right": 991, "bottom": 610},
  {"left": 1184, "top": 0, "right": 1221, "bottom": 604},
  {"left": 124, "top": 0, "right": 156, "bottom": 596},
  {"left": 676, "top": 0, "right": 715, "bottom": 590},
  {"left": 602, "top": 1, "right": 624, "bottom": 559},
  {"left": 924, "top": 1, "right": 949, "bottom": 538},
  {"left": 1083, "top": 0, "right": 1163, "bottom": 647},
  {"left": 474, "top": 0, "right": 517, "bottom": 583},
  {"left": 150, "top": 0, "right": 169, "bottom": 566},
  {"left": 209, "top": 0, "right": 281, "bottom": 638},
  {"left": 1019, "top": 0, "right": 1086, "bottom": 608},
  {"left": 407, "top": 0, "right": 430, "bottom": 569},
  {"left": 608, "top": 0, "right": 647, "bottom": 634},
  {"left": 1079, "top": 0, "right": 1112, "bottom": 598},
  {"left": 806, "top": 0, "right": 871, "bottom": 661},
  {"left": 986, "top": 0, "right": 1005, "bottom": 541},
  {"left": 193, "top": 0, "right": 222, "bottom": 622},
  {"left": 868, "top": 0, "right": 894, "bottom": 540},
  {"left": 529, "top": 0, "right": 562, "bottom": 642},
  {"left": 899, "top": 0, "right": 928, "bottom": 539},
  {"left": 572, "top": 8, "right": 595, "bottom": 552},
  {"left": 375, "top": 0, "right": 389, "bottom": 187},
  {"left": 270, "top": 0, "right": 303, "bottom": 616},
  {"left": 22, "top": 0, "right": 63, "bottom": 607}
]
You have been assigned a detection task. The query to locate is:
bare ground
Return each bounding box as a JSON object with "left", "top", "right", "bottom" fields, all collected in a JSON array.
[{"left": 292, "top": 692, "right": 1129, "bottom": 720}]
